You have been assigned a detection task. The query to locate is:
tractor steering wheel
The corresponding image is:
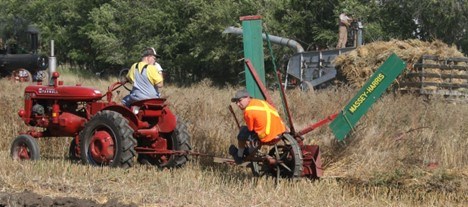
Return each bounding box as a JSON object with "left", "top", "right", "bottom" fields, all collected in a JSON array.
[{"left": 118, "top": 68, "right": 132, "bottom": 91}]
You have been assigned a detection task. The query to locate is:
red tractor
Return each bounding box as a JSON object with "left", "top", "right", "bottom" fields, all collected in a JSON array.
[{"left": 11, "top": 72, "right": 191, "bottom": 168}]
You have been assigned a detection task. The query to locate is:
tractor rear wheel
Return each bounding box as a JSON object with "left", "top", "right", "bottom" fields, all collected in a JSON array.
[
  {"left": 138, "top": 119, "right": 192, "bottom": 168},
  {"left": 250, "top": 133, "right": 303, "bottom": 179},
  {"left": 10, "top": 135, "right": 40, "bottom": 161},
  {"left": 79, "top": 110, "right": 136, "bottom": 168}
]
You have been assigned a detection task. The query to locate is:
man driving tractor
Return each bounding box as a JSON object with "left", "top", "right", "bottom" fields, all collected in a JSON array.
[
  {"left": 122, "top": 47, "right": 164, "bottom": 107},
  {"left": 229, "top": 89, "right": 287, "bottom": 164}
]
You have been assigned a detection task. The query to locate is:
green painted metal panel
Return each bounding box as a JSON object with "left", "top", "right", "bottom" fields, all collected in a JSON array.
[
  {"left": 241, "top": 16, "right": 265, "bottom": 99},
  {"left": 330, "top": 53, "right": 407, "bottom": 141}
]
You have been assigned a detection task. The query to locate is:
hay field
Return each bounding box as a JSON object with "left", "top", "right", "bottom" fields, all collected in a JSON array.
[{"left": 0, "top": 74, "right": 467, "bottom": 206}]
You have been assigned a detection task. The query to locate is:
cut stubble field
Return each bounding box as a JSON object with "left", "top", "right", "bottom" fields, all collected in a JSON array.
[{"left": 0, "top": 74, "right": 466, "bottom": 206}]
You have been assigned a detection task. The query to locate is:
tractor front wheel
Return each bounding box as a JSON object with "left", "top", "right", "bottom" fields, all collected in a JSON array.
[
  {"left": 10, "top": 135, "right": 40, "bottom": 161},
  {"left": 79, "top": 110, "right": 136, "bottom": 168},
  {"left": 68, "top": 138, "right": 80, "bottom": 161}
]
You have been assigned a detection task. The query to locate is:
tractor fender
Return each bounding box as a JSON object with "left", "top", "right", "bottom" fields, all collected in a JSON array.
[
  {"left": 157, "top": 107, "right": 177, "bottom": 133},
  {"left": 100, "top": 105, "right": 139, "bottom": 130}
]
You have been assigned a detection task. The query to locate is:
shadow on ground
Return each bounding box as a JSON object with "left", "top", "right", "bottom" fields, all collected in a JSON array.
[{"left": 0, "top": 191, "right": 137, "bottom": 207}]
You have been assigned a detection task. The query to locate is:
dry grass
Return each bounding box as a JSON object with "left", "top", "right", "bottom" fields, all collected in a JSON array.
[
  {"left": 0, "top": 74, "right": 467, "bottom": 206},
  {"left": 334, "top": 39, "right": 466, "bottom": 88}
]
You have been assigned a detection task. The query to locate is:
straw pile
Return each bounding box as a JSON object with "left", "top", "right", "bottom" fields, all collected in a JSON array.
[{"left": 333, "top": 39, "right": 467, "bottom": 88}]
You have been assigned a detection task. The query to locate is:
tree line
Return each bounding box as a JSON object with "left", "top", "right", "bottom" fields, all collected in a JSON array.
[{"left": 1, "top": 0, "right": 466, "bottom": 86}]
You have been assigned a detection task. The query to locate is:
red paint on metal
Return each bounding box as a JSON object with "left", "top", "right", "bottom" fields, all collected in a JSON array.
[
  {"left": 18, "top": 145, "right": 30, "bottom": 159},
  {"left": 18, "top": 110, "right": 25, "bottom": 118},
  {"left": 24, "top": 84, "right": 102, "bottom": 101},
  {"left": 52, "top": 103, "right": 60, "bottom": 124},
  {"left": 276, "top": 71, "right": 296, "bottom": 134},
  {"left": 297, "top": 113, "right": 339, "bottom": 136},
  {"left": 136, "top": 125, "right": 160, "bottom": 140},
  {"left": 151, "top": 138, "right": 168, "bottom": 151},
  {"left": 301, "top": 145, "right": 323, "bottom": 178},
  {"left": 240, "top": 15, "right": 262, "bottom": 21},
  {"left": 55, "top": 112, "right": 86, "bottom": 136},
  {"left": 156, "top": 108, "right": 177, "bottom": 133},
  {"left": 90, "top": 130, "right": 114, "bottom": 163},
  {"left": 244, "top": 59, "right": 275, "bottom": 107}
]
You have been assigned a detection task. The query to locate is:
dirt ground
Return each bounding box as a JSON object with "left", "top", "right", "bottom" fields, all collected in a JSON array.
[{"left": 0, "top": 191, "right": 137, "bottom": 207}]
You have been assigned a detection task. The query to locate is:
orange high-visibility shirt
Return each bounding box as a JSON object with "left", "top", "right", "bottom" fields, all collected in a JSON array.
[{"left": 244, "top": 99, "right": 286, "bottom": 143}]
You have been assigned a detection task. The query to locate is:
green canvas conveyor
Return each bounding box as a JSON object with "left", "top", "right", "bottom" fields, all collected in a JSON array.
[{"left": 330, "top": 53, "right": 407, "bottom": 141}]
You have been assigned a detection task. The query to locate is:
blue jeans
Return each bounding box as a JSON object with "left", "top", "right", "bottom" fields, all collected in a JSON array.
[
  {"left": 237, "top": 126, "right": 259, "bottom": 143},
  {"left": 121, "top": 94, "right": 133, "bottom": 107}
]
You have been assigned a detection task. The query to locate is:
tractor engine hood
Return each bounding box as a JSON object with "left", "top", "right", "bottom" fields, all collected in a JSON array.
[{"left": 25, "top": 85, "right": 102, "bottom": 101}]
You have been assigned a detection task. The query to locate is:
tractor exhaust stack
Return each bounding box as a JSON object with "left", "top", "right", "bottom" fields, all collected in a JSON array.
[{"left": 48, "top": 40, "right": 57, "bottom": 85}]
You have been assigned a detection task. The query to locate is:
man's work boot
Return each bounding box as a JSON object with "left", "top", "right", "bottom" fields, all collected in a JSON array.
[{"left": 229, "top": 145, "right": 244, "bottom": 164}]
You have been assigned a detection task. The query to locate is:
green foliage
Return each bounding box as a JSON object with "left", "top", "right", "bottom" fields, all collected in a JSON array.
[
  {"left": 375, "top": 0, "right": 467, "bottom": 48},
  {"left": 0, "top": 0, "right": 466, "bottom": 85}
]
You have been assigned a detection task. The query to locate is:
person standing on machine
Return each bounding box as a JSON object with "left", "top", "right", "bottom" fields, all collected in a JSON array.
[{"left": 336, "top": 9, "right": 353, "bottom": 48}]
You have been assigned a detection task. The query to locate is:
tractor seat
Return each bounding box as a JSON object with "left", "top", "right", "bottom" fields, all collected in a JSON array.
[{"left": 130, "top": 98, "right": 167, "bottom": 109}]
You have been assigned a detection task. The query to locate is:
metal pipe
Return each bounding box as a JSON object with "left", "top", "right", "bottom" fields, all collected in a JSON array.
[
  {"left": 223, "top": 26, "right": 304, "bottom": 53},
  {"left": 357, "top": 21, "right": 364, "bottom": 46},
  {"left": 48, "top": 40, "right": 57, "bottom": 85},
  {"left": 297, "top": 113, "right": 338, "bottom": 136}
]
